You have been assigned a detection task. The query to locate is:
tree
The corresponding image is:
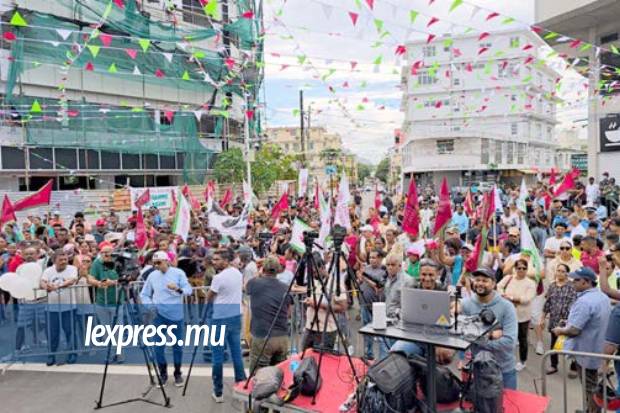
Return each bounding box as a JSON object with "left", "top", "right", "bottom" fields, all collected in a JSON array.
[
  {"left": 213, "top": 148, "right": 245, "bottom": 184},
  {"left": 357, "top": 162, "right": 373, "bottom": 185},
  {"left": 212, "top": 144, "right": 297, "bottom": 195},
  {"left": 375, "top": 157, "right": 390, "bottom": 183}
]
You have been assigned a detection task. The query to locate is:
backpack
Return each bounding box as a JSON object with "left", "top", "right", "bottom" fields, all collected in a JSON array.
[
  {"left": 358, "top": 352, "right": 417, "bottom": 412},
  {"left": 408, "top": 355, "right": 462, "bottom": 404},
  {"left": 464, "top": 350, "right": 504, "bottom": 413},
  {"left": 282, "top": 356, "right": 321, "bottom": 402}
]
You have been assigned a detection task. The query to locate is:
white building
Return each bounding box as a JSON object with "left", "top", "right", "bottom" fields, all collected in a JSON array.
[
  {"left": 0, "top": 0, "right": 261, "bottom": 191},
  {"left": 400, "top": 29, "right": 560, "bottom": 188},
  {"left": 536, "top": 0, "right": 620, "bottom": 179}
]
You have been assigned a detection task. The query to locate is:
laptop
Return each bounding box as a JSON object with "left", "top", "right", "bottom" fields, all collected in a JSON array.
[{"left": 400, "top": 288, "right": 453, "bottom": 327}]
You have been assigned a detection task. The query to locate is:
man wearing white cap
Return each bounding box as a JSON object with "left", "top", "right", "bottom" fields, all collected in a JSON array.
[{"left": 140, "top": 251, "right": 192, "bottom": 387}]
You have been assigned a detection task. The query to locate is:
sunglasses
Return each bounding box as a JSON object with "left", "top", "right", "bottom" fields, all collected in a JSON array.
[
  {"left": 559, "top": 247, "right": 571, "bottom": 251},
  {"left": 153, "top": 261, "right": 163, "bottom": 265},
  {"left": 516, "top": 266, "right": 527, "bottom": 270}
]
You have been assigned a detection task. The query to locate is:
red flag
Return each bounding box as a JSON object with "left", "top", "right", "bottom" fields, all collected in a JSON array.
[
  {"left": 553, "top": 168, "right": 579, "bottom": 197},
  {"left": 182, "top": 184, "right": 201, "bottom": 211},
  {"left": 374, "top": 184, "right": 381, "bottom": 210},
  {"left": 220, "top": 187, "right": 233, "bottom": 208},
  {"left": 135, "top": 208, "right": 147, "bottom": 249},
  {"left": 271, "top": 192, "right": 289, "bottom": 220},
  {"left": 169, "top": 190, "right": 178, "bottom": 218},
  {"left": 463, "top": 189, "right": 474, "bottom": 217},
  {"left": 204, "top": 180, "right": 216, "bottom": 203},
  {"left": 433, "top": 178, "right": 452, "bottom": 236},
  {"left": 1, "top": 195, "right": 17, "bottom": 224},
  {"left": 402, "top": 177, "right": 420, "bottom": 236},
  {"left": 12, "top": 179, "right": 53, "bottom": 212},
  {"left": 135, "top": 188, "right": 151, "bottom": 208},
  {"left": 465, "top": 229, "right": 487, "bottom": 272},
  {"left": 481, "top": 188, "right": 496, "bottom": 228},
  {"left": 549, "top": 168, "right": 557, "bottom": 186}
]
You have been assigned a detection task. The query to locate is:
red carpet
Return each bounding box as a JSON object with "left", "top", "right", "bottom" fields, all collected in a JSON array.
[{"left": 235, "top": 351, "right": 550, "bottom": 412}]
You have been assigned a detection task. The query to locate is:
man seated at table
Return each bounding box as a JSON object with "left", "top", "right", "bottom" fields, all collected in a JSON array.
[
  {"left": 462, "top": 267, "right": 518, "bottom": 389},
  {"left": 390, "top": 259, "right": 455, "bottom": 364}
]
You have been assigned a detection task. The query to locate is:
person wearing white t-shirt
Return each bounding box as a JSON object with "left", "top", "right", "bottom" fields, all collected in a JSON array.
[
  {"left": 585, "top": 177, "right": 600, "bottom": 206},
  {"left": 568, "top": 214, "right": 587, "bottom": 240},
  {"left": 206, "top": 248, "right": 246, "bottom": 403},
  {"left": 40, "top": 250, "right": 78, "bottom": 366},
  {"left": 544, "top": 222, "right": 568, "bottom": 260}
]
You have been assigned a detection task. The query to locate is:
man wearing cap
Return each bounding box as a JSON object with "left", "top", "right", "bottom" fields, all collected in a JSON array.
[
  {"left": 140, "top": 250, "right": 192, "bottom": 387},
  {"left": 246, "top": 256, "right": 292, "bottom": 372},
  {"left": 552, "top": 267, "right": 610, "bottom": 413},
  {"left": 460, "top": 267, "right": 518, "bottom": 388},
  {"left": 93, "top": 219, "right": 107, "bottom": 245}
]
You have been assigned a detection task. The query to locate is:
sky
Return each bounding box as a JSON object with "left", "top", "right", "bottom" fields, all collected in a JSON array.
[{"left": 261, "top": 0, "right": 586, "bottom": 164}]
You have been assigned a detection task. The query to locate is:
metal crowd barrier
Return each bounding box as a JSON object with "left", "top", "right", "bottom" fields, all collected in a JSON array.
[{"left": 540, "top": 349, "right": 620, "bottom": 413}]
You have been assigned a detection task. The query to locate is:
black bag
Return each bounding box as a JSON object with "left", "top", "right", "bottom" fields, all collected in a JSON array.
[
  {"left": 360, "top": 352, "right": 416, "bottom": 412},
  {"left": 466, "top": 350, "right": 504, "bottom": 413},
  {"left": 283, "top": 356, "right": 322, "bottom": 402},
  {"left": 408, "top": 355, "right": 462, "bottom": 404}
]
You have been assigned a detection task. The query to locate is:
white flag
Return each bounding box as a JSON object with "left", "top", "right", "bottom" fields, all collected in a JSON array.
[
  {"left": 172, "top": 190, "right": 191, "bottom": 241},
  {"left": 520, "top": 220, "right": 543, "bottom": 281},
  {"left": 517, "top": 178, "right": 527, "bottom": 213},
  {"left": 298, "top": 169, "right": 309, "bottom": 198},
  {"left": 317, "top": 184, "right": 332, "bottom": 247},
  {"left": 334, "top": 172, "right": 351, "bottom": 229},
  {"left": 493, "top": 184, "right": 504, "bottom": 214}
]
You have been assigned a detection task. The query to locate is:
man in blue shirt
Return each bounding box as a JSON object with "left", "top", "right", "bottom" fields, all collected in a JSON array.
[
  {"left": 552, "top": 267, "right": 611, "bottom": 413},
  {"left": 140, "top": 251, "right": 192, "bottom": 387},
  {"left": 451, "top": 205, "right": 469, "bottom": 241}
]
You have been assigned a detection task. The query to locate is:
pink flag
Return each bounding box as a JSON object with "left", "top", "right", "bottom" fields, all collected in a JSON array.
[
  {"left": 135, "top": 188, "right": 151, "bottom": 208},
  {"left": 169, "top": 190, "right": 178, "bottom": 218},
  {"left": 1, "top": 195, "right": 16, "bottom": 225},
  {"left": 12, "top": 179, "right": 53, "bottom": 212},
  {"left": 271, "top": 192, "right": 289, "bottom": 220},
  {"left": 432, "top": 178, "right": 452, "bottom": 236},
  {"left": 182, "top": 184, "right": 201, "bottom": 211},
  {"left": 549, "top": 168, "right": 557, "bottom": 186},
  {"left": 220, "top": 187, "right": 233, "bottom": 208},
  {"left": 135, "top": 208, "right": 147, "bottom": 249},
  {"left": 402, "top": 177, "right": 420, "bottom": 236},
  {"left": 313, "top": 180, "right": 319, "bottom": 210},
  {"left": 553, "top": 168, "right": 580, "bottom": 197},
  {"left": 374, "top": 184, "right": 381, "bottom": 210},
  {"left": 348, "top": 12, "right": 359, "bottom": 26}
]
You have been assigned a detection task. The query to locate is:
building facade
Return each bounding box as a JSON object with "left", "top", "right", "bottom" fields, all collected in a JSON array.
[
  {"left": 0, "top": 0, "right": 262, "bottom": 191},
  {"left": 536, "top": 0, "right": 620, "bottom": 179},
  {"left": 400, "top": 29, "right": 560, "bottom": 188},
  {"left": 267, "top": 126, "right": 357, "bottom": 185}
]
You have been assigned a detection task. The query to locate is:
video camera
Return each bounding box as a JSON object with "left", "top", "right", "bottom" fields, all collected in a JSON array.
[
  {"left": 110, "top": 248, "right": 140, "bottom": 282},
  {"left": 330, "top": 225, "right": 347, "bottom": 250},
  {"left": 361, "top": 270, "right": 385, "bottom": 289}
]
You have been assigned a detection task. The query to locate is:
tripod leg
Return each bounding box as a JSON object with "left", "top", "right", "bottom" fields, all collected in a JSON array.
[
  {"left": 183, "top": 300, "right": 212, "bottom": 396},
  {"left": 95, "top": 299, "right": 123, "bottom": 409}
]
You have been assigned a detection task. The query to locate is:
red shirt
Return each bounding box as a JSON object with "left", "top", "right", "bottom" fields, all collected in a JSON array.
[
  {"left": 8, "top": 254, "right": 24, "bottom": 272},
  {"left": 580, "top": 249, "right": 603, "bottom": 273}
]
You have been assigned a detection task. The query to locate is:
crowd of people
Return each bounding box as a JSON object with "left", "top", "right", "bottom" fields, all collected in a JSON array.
[{"left": 0, "top": 171, "right": 619, "bottom": 409}]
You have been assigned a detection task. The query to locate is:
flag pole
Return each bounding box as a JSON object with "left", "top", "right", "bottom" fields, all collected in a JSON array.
[{"left": 492, "top": 211, "right": 498, "bottom": 251}]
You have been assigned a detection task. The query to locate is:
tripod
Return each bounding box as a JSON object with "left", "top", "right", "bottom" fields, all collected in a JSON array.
[
  {"left": 242, "top": 229, "right": 360, "bottom": 405},
  {"left": 95, "top": 281, "right": 171, "bottom": 409}
]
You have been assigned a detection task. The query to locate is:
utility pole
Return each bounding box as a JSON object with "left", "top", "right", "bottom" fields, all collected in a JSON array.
[
  {"left": 244, "top": 92, "right": 252, "bottom": 192},
  {"left": 299, "top": 89, "right": 305, "bottom": 166}
]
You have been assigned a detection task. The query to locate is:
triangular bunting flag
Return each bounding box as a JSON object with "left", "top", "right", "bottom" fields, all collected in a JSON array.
[
  {"left": 108, "top": 63, "right": 117, "bottom": 73},
  {"left": 155, "top": 68, "right": 165, "bottom": 78},
  {"left": 182, "top": 70, "right": 190, "bottom": 80},
  {"left": 163, "top": 52, "right": 173, "bottom": 62},
  {"left": 56, "top": 29, "right": 72, "bottom": 40},
  {"left": 365, "top": 0, "right": 374, "bottom": 9},
  {"left": 85, "top": 61, "right": 94, "bottom": 71},
  {"left": 138, "top": 38, "right": 150, "bottom": 52},
  {"left": 133, "top": 66, "right": 141, "bottom": 75},
  {"left": 30, "top": 100, "right": 42, "bottom": 113},
  {"left": 125, "top": 48, "right": 137, "bottom": 59},
  {"left": 204, "top": 0, "right": 219, "bottom": 18},
  {"left": 449, "top": 0, "right": 463, "bottom": 12},
  {"left": 99, "top": 33, "right": 112, "bottom": 47},
  {"left": 10, "top": 11, "right": 28, "bottom": 27},
  {"left": 87, "top": 45, "right": 100, "bottom": 58},
  {"left": 410, "top": 10, "right": 419, "bottom": 23}
]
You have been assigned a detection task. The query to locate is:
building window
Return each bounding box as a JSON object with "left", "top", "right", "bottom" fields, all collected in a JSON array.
[
  {"left": 507, "top": 143, "right": 514, "bottom": 164},
  {"left": 511, "top": 94, "right": 517, "bottom": 101},
  {"left": 452, "top": 77, "right": 460, "bottom": 86},
  {"left": 308, "top": 142, "right": 314, "bottom": 150},
  {"left": 494, "top": 141, "right": 502, "bottom": 164},
  {"left": 546, "top": 126, "right": 552, "bottom": 140},
  {"left": 511, "top": 123, "right": 518, "bottom": 135},
  {"left": 479, "top": 42, "right": 492, "bottom": 49},
  {"left": 422, "top": 46, "right": 436, "bottom": 57},
  {"left": 417, "top": 71, "right": 438, "bottom": 85},
  {"left": 481, "top": 139, "right": 489, "bottom": 164},
  {"left": 517, "top": 143, "right": 526, "bottom": 164},
  {"left": 436, "top": 139, "right": 454, "bottom": 154},
  {"left": 509, "top": 36, "right": 520, "bottom": 48},
  {"left": 182, "top": 0, "right": 213, "bottom": 27}
]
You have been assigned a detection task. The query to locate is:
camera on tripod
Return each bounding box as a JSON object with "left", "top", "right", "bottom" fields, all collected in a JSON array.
[
  {"left": 111, "top": 248, "right": 140, "bottom": 282},
  {"left": 330, "top": 225, "right": 347, "bottom": 249}
]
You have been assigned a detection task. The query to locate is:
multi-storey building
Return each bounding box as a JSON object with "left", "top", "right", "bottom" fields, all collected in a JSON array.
[
  {"left": 0, "top": 0, "right": 263, "bottom": 191},
  {"left": 400, "top": 29, "right": 560, "bottom": 188}
]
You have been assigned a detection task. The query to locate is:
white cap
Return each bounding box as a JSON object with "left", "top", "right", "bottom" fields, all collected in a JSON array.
[
  {"left": 153, "top": 251, "right": 170, "bottom": 262},
  {"left": 360, "top": 225, "right": 373, "bottom": 232}
]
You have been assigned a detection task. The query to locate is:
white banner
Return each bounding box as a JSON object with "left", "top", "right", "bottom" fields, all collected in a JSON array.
[
  {"left": 298, "top": 169, "right": 309, "bottom": 198},
  {"left": 208, "top": 205, "right": 249, "bottom": 240},
  {"left": 334, "top": 172, "right": 351, "bottom": 229},
  {"left": 130, "top": 186, "right": 175, "bottom": 210},
  {"left": 172, "top": 190, "right": 191, "bottom": 241}
]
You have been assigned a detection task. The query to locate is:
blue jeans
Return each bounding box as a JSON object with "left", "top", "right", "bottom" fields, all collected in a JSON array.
[
  {"left": 361, "top": 307, "right": 374, "bottom": 358},
  {"left": 211, "top": 315, "right": 246, "bottom": 396},
  {"left": 390, "top": 340, "right": 425, "bottom": 358},
  {"left": 153, "top": 314, "right": 184, "bottom": 374},
  {"left": 502, "top": 369, "right": 518, "bottom": 390},
  {"left": 47, "top": 310, "right": 76, "bottom": 354}
]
